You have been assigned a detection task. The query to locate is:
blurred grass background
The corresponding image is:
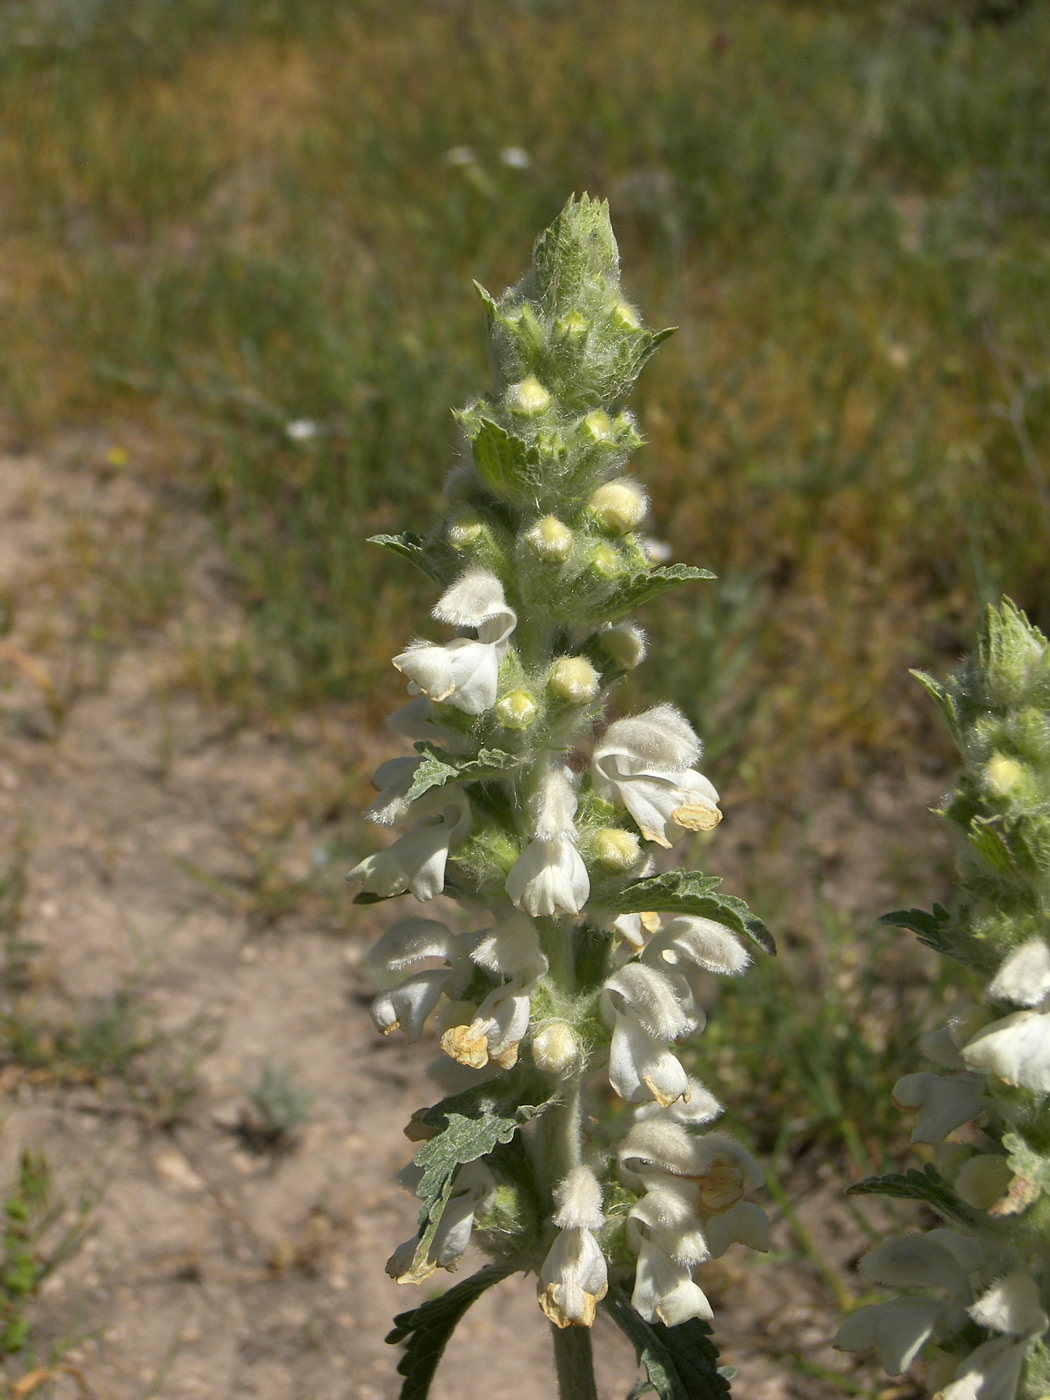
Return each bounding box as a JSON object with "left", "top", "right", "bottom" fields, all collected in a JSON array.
[{"left": 2, "top": 0, "right": 1047, "bottom": 789}]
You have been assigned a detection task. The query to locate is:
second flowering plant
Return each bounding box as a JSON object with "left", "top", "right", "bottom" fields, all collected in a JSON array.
[{"left": 350, "top": 196, "right": 776, "bottom": 1400}]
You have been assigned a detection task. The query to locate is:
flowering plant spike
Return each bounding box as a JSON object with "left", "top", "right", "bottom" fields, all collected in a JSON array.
[
  {"left": 351, "top": 195, "right": 775, "bottom": 1400},
  {"left": 836, "top": 600, "right": 1050, "bottom": 1400}
]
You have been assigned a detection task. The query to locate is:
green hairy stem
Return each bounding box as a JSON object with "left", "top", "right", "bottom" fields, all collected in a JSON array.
[{"left": 353, "top": 196, "right": 771, "bottom": 1400}]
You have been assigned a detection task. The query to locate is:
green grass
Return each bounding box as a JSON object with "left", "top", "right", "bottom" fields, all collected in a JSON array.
[{"left": 0, "top": 0, "right": 1047, "bottom": 772}]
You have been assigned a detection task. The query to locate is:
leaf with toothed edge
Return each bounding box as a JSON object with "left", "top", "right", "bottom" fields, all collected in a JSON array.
[
  {"left": 613, "top": 872, "right": 775, "bottom": 956},
  {"left": 385, "top": 1262, "right": 518, "bottom": 1400},
  {"left": 368, "top": 532, "right": 456, "bottom": 585},
  {"left": 604, "top": 564, "right": 717, "bottom": 619},
  {"left": 847, "top": 1164, "right": 978, "bottom": 1226},
  {"left": 404, "top": 743, "right": 520, "bottom": 804},
  {"left": 603, "top": 1285, "right": 732, "bottom": 1400}
]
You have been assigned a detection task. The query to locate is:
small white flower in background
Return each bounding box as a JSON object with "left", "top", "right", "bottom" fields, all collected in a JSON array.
[
  {"left": 443, "top": 145, "right": 477, "bottom": 167},
  {"left": 499, "top": 145, "right": 531, "bottom": 169},
  {"left": 284, "top": 418, "right": 318, "bottom": 442},
  {"left": 592, "top": 704, "right": 721, "bottom": 847},
  {"left": 393, "top": 570, "right": 517, "bottom": 715},
  {"left": 537, "top": 1166, "right": 608, "bottom": 1329}
]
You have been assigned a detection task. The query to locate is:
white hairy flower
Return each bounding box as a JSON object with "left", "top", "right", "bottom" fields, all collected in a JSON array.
[
  {"left": 592, "top": 705, "right": 721, "bottom": 847},
  {"left": 348, "top": 787, "right": 471, "bottom": 902},
  {"left": 988, "top": 938, "right": 1050, "bottom": 1008},
  {"left": 644, "top": 916, "right": 751, "bottom": 985},
  {"left": 538, "top": 1167, "right": 608, "bottom": 1329},
  {"left": 506, "top": 768, "right": 590, "bottom": 917},
  {"left": 367, "top": 755, "right": 422, "bottom": 825},
  {"left": 393, "top": 571, "right": 516, "bottom": 715},
  {"left": 440, "top": 915, "right": 548, "bottom": 1071},
  {"left": 368, "top": 917, "right": 469, "bottom": 1043},
  {"left": 602, "top": 963, "right": 699, "bottom": 1107},
  {"left": 891, "top": 1072, "right": 985, "bottom": 1144},
  {"left": 961, "top": 1010, "right": 1050, "bottom": 1092}
]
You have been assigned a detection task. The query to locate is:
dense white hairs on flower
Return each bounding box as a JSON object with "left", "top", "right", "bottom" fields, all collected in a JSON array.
[
  {"left": 368, "top": 918, "right": 460, "bottom": 972},
  {"left": 432, "top": 569, "right": 509, "bottom": 627},
  {"left": 470, "top": 913, "right": 546, "bottom": 979},
  {"left": 969, "top": 1271, "right": 1048, "bottom": 1337},
  {"left": 552, "top": 1166, "right": 605, "bottom": 1231},
  {"left": 505, "top": 836, "right": 590, "bottom": 918},
  {"left": 628, "top": 1186, "right": 708, "bottom": 1266},
  {"left": 988, "top": 937, "right": 1050, "bottom": 1007},
  {"left": 633, "top": 1077, "right": 723, "bottom": 1126},
  {"left": 649, "top": 917, "right": 751, "bottom": 977},
  {"left": 530, "top": 766, "right": 579, "bottom": 840},
  {"left": 961, "top": 1010, "right": 1050, "bottom": 1092},
  {"left": 618, "top": 1119, "right": 698, "bottom": 1182},
  {"left": 596, "top": 704, "right": 701, "bottom": 772},
  {"left": 603, "top": 963, "right": 694, "bottom": 1041}
]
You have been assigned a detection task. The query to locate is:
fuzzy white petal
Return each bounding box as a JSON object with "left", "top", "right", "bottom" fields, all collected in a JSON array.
[
  {"left": 961, "top": 1010, "right": 1050, "bottom": 1092},
  {"left": 892, "top": 1072, "right": 984, "bottom": 1143},
  {"left": 834, "top": 1298, "right": 941, "bottom": 1375},
  {"left": 988, "top": 938, "right": 1050, "bottom": 1008},
  {"left": 505, "top": 836, "right": 589, "bottom": 917}
]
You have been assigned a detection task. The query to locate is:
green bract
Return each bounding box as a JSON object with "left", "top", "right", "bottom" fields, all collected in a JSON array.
[{"left": 351, "top": 196, "right": 774, "bottom": 1400}]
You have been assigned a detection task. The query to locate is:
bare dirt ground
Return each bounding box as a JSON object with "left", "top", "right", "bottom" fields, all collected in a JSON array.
[{"left": 0, "top": 441, "right": 945, "bottom": 1399}]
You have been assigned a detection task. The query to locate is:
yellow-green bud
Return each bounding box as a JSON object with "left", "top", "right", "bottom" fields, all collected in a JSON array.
[
  {"left": 986, "top": 752, "right": 1025, "bottom": 797},
  {"left": 954, "top": 1154, "right": 1014, "bottom": 1211},
  {"left": 589, "top": 479, "right": 648, "bottom": 534},
  {"left": 596, "top": 828, "right": 641, "bottom": 871},
  {"left": 556, "top": 311, "right": 589, "bottom": 345},
  {"left": 582, "top": 410, "right": 613, "bottom": 442},
  {"left": 496, "top": 689, "right": 539, "bottom": 730},
  {"left": 613, "top": 301, "right": 641, "bottom": 329},
  {"left": 506, "top": 376, "right": 551, "bottom": 416},
  {"left": 550, "top": 656, "right": 600, "bottom": 704},
  {"left": 525, "top": 515, "right": 573, "bottom": 562},
  {"left": 598, "top": 623, "right": 647, "bottom": 671},
  {"left": 447, "top": 512, "right": 484, "bottom": 549},
  {"left": 589, "top": 542, "right": 623, "bottom": 580},
  {"left": 531, "top": 1021, "right": 579, "bottom": 1074}
]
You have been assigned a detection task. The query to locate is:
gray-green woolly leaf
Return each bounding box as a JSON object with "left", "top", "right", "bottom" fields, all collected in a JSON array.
[
  {"left": 405, "top": 744, "right": 520, "bottom": 803},
  {"left": 385, "top": 1262, "right": 518, "bottom": 1400},
  {"left": 532, "top": 194, "right": 620, "bottom": 314},
  {"left": 879, "top": 904, "right": 954, "bottom": 955},
  {"left": 846, "top": 1165, "right": 978, "bottom": 1226},
  {"left": 614, "top": 872, "right": 775, "bottom": 956},
  {"left": 469, "top": 417, "right": 539, "bottom": 496},
  {"left": 368, "top": 532, "right": 455, "bottom": 585},
  {"left": 412, "top": 1071, "right": 554, "bottom": 1259},
  {"left": 473, "top": 279, "right": 498, "bottom": 325},
  {"left": 968, "top": 817, "right": 1018, "bottom": 875},
  {"left": 603, "top": 1285, "right": 732, "bottom": 1400},
  {"left": 603, "top": 564, "right": 717, "bottom": 619}
]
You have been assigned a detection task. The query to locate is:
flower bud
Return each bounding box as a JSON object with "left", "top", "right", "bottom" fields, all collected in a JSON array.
[
  {"left": 596, "top": 828, "right": 641, "bottom": 871},
  {"left": 613, "top": 301, "right": 641, "bottom": 330},
  {"left": 582, "top": 410, "right": 613, "bottom": 442},
  {"left": 598, "top": 623, "right": 647, "bottom": 671},
  {"left": 496, "top": 689, "right": 539, "bottom": 730},
  {"left": 589, "top": 542, "right": 622, "bottom": 580},
  {"left": 506, "top": 376, "right": 551, "bottom": 416},
  {"left": 532, "top": 1021, "right": 579, "bottom": 1074},
  {"left": 985, "top": 752, "right": 1025, "bottom": 796},
  {"left": 555, "top": 311, "right": 589, "bottom": 345},
  {"left": 954, "top": 1154, "right": 1014, "bottom": 1211},
  {"left": 589, "top": 480, "right": 648, "bottom": 534},
  {"left": 550, "top": 657, "right": 600, "bottom": 704},
  {"left": 447, "top": 511, "right": 484, "bottom": 549},
  {"left": 525, "top": 515, "right": 573, "bottom": 562}
]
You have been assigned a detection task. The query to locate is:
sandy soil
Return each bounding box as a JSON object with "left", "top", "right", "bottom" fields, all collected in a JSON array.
[{"left": 0, "top": 440, "right": 942, "bottom": 1399}]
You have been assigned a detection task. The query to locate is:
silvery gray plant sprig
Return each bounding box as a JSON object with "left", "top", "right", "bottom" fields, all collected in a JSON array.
[
  {"left": 349, "top": 196, "right": 775, "bottom": 1400},
  {"left": 837, "top": 601, "right": 1050, "bottom": 1400}
]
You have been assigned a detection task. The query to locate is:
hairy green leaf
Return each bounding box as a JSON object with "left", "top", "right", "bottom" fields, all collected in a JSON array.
[
  {"left": 469, "top": 417, "right": 539, "bottom": 495},
  {"left": 605, "top": 564, "right": 717, "bottom": 619},
  {"left": 386, "top": 1262, "right": 518, "bottom": 1400},
  {"left": 879, "top": 904, "right": 953, "bottom": 955},
  {"left": 847, "top": 1164, "right": 977, "bottom": 1226},
  {"left": 614, "top": 872, "right": 775, "bottom": 956},
  {"left": 368, "top": 532, "right": 455, "bottom": 585},
  {"left": 603, "top": 1284, "right": 732, "bottom": 1400},
  {"left": 405, "top": 743, "right": 520, "bottom": 804},
  {"left": 409, "top": 1071, "right": 553, "bottom": 1275}
]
